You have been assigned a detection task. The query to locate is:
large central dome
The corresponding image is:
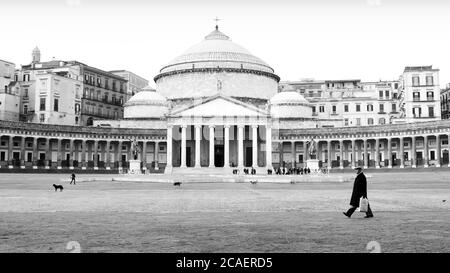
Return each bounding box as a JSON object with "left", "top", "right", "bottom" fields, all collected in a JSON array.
[
  {"left": 154, "top": 26, "right": 279, "bottom": 101},
  {"left": 158, "top": 27, "right": 275, "bottom": 74}
]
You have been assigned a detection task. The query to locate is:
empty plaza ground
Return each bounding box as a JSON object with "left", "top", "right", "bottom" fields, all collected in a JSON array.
[{"left": 0, "top": 171, "right": 449, "bottom": 253}]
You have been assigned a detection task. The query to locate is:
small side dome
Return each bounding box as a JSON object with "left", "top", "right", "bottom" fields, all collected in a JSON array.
[
  {"left": 124, "top": 89, "right": 168, "bottom": 118},
  {"left": 270, "top": 91, "right": 313, "bottom": 118},
  {"left": 270, "top": 91, "right": 309, "bottom": 105}
]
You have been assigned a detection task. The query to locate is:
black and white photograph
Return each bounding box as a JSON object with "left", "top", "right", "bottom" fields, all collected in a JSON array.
[{"left": 0, "top": 0, "right": 449, "bottom": 262}]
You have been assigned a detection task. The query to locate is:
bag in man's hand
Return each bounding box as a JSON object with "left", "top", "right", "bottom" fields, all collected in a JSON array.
[{"left": 359, "top": 197, "right": 369, "bottom": 212}]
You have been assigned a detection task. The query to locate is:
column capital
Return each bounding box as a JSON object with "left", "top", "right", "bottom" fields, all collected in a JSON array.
[
  {"left": 224, "top": 125, "right": 231, "bottom": 129},
  {"left": 208, "top": 125, "right": 215, "bottom": 129},
  {"left": 251, "top": 125, "right": 259, "bottom": 129},
  {"left": 180, "top": 125, "right": 188, "bottom": 129},
  {"left": 194, "top": 124, "right": 202, "bottom": 129},
  {"left": 237, "top": 124, "right": 245, "bottom": 129}
]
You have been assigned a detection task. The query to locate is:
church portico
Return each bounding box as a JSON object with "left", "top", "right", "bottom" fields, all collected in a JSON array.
[{"left": 165, "top": 121, "right": 271, "bottom": 174}]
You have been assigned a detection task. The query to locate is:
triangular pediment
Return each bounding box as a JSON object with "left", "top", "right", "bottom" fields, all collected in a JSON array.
[{"left": 170, "top": 95, "right": 268, "bottom": 117}]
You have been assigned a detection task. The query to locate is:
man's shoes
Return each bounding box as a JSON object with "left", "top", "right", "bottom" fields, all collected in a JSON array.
[
  {"left": 343, "top": 212, "right": 351, "bottom": 218},
  {"left": 364, "top": 215, "right": 374, "bottom": 218}
]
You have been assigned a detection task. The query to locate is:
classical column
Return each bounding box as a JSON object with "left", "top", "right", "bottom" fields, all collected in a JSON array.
[
  {"left": 399, "top": 137, "right": 404, "bottom": 168},
  {"left": 327, "top": 140, "right": 332, "bottom": 169},
  {"left": 142, "top": 141, "right": 147, "bottom": 171},
  {"left": 375, "top": 138, "right": 380, "bottom": 168},
  {"left": 57, "top": 139, "right": 62, "bottom": 169},
  {"left": 304, "top": 140, "right": 308, "bottom": 162},
  {"left": 195, "top": 125, "right": 201, "bottom": 168},
  {"left": 93, "top": 140, "right": 98, "bottom": 170},
  {"left": 448, "top": 134, "right": 450, "bottom": 168},
  {"left": 69, "top": 139, "right": 74, "bottom": 169},
  {"left": 265, "top": 126, "right": 272, "bottom": 169},
  {"left": 436, "top": 135, "right": 441, "bottom": 168},
  {"left": 20, "top": 137, "right": 25, "bottom": 168},
  {"left": 237, "top": 125, "right": 244, "bottom": 168},
  {"left": 8, "top": 136, "right": 13, "bottom": 168},
  {"left": 166, "top": 126, "right": 173, "bottom": 171},
  {"left": 45, "top": 138, "right": 51, "bottom": 169},
  {"left": 339, "top": 140, "right": 344, "bottom": 169},
  {"left": 424, "top": 135, "right": 429, "bottom": 168},
  {"left": 105, "top": 140, "right": 111, "bottom": 170},
  {"left": 351, "top": 139, "right": 356, "bottom": 168},
  {"left": 209, "top": 125, "right": 215, "bottom": 167},
  {"left": 81, "top": 140, "right": 87, "bottom": 170},
  {"left": 154, "top": 141, "right": 159, "bottom": 170},
  {"left": 224, "top": 125, "right": 230, "bottom": 168},
  {"left": 180, "top": 125, "right": 187, "bottom": 168},
  {"left": 363, "top": 139, "right": 368, "bottom": 169},
  {"left": 252, "top": 125, "right": 258, "bottom": 168},
  {"left": 117, "top": 141, "right": 123, "bottom": 170},
  {"left": 32, "top": 137, "right": 38, "bottom": 169},
  {"left": 411, "top": 136, "right": 416, "bottom": 168},
  {"left": 387, "top": 138, "right": 392, "bottom": 168}
]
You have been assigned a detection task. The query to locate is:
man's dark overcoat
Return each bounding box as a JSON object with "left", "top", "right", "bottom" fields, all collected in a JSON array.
[{"left": 350, "top": 172, "right": 368, "bottom": 207}]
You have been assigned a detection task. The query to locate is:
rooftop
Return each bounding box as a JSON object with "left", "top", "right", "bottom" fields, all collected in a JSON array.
[{"left": 404, "top": 66, "right": 439, "bottom": 72}]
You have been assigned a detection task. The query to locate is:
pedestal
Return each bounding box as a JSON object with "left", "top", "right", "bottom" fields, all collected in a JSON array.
[
  {"left": 128, "top": 160, "right": 142, "bottom": 175},
  {"left": 306, "top": 159, "right": 320, "bottom": 171}
]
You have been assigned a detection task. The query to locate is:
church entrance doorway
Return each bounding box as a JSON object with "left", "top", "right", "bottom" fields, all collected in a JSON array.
[{"left": 214, "top": 145, "right": 224, "bottom": 167}]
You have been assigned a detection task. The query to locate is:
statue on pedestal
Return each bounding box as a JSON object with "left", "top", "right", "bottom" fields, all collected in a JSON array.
[
  {"left": 128, "top": 138, "right": 141, "bottom": 160},
  {"left": 306, "top": 138, "right": 317, "bottom": 159}
]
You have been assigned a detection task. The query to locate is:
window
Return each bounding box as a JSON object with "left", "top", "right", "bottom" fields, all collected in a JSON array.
[
  {"left": 426, "top": 76, "right": 433, "bottom": 86},
  {"left": 40, "top": 98, "right": 46, "bottom": 111},
  {"left": 413, "top": 107, "right": 422, "bottom": 118},
  {"left": 428, "top": 106, "right": 434, "bottom": 117},
  {"left": 344, "top": 119, "right": 349, "bottom": 126},
  {"left": 379, "top": 91, "right": 383, "bottom": 99},
  {"left": 385, "top": 90, "right": 389, "bottom": 99},
  {"left": 24, "top": 89, "right": 28, "bottom": 98},
  {"left": 367, "top": 104, "right": 373, "bottom": 112},
  {"left": 413, "top": 92, "right": 420, "bottom": 101},
  {"left": 393, "top": 93, "right": 398, "bottom": 99},
  {"left": 312, "top": 106, "right": 316, "bottom": 113},
  {"left": 319, "top": 106, "right": 325, "bottom": 112},
  {"left": 356, "top": 104, "right": 361, "bottom": 112},
  {"left": 368, "top": 118, "right": 374, "bottom": 125},
  {"left": 379, "top": 103, "right": 384, "bottom": 113},
  {"left": 75, "top": 116, "right": 79, "bottom": 125},
  {"left": 427, "top": 91, "right": 434, "bottom": 101},
  {"left": 344, "top": 104, "right": 349, "bottom": 112},
  {"left": 39, "top": 114, "right": 45, "bottom": 122},
  {"left": 23, "top": 105, "right": 28, "bottom": 114},
  {"left": 54, "top": 98, "right": 59, "bottom": 112},
  {"left": 332, "top": 105, "right": 337, "bottom": 114},
  {"left": 356, "top": 118, "right": 361, "bottom": 126},
  {"left": 379, "top": 118, "right": 386, "bottom": 125},
  {"left": 412, "top": 76, "right": 420, "bottom": 87},
  {"left": 392, "top": 103, "right": 397, "bottom": 112}
]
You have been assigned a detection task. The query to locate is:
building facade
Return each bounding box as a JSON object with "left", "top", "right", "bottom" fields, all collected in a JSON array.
[
  {"left": 1, "top": 26, "right": 450, "bottom": 172},
  {"left": 110, "top": 70, "right": 149, "bottom": 101},
  {"left": 441, "top": 84, "right": 450, "bottom": 120},
  {"left": 9, "top": 49, "right": 127, "bottom": 126}
]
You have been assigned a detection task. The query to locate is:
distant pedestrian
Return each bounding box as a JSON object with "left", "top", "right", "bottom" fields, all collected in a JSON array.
[
  {"left": 343, "top": 166, "right": 374, "bottom": 218},
  {"left": 70, "top": 172, "right": 76, "bottom": 185}
]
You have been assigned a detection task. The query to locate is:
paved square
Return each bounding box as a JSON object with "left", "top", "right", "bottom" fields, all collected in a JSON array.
[{"left": 0, "top": 171, "right": 449, "bottom": 252}]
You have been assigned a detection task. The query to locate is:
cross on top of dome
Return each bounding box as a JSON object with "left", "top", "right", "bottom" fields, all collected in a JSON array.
[{"left": 205, "top": 18, "right": 230, "bottom": 41}]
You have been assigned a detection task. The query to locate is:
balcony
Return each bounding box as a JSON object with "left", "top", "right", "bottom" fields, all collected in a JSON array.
[{"left": 82, "top": 95, "right": 123, "bottom": 107}]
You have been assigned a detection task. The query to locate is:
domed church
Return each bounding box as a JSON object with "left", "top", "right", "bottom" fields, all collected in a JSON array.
[{"left": 96, "top": 24, "right": 319, "bottom": 174}]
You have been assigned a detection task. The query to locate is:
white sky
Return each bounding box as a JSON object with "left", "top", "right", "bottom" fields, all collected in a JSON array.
[{"left": 2, "top": 0, "right": 450, "bottom": 87}]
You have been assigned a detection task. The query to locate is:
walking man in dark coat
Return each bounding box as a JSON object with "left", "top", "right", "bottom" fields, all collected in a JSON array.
[
  {"left": 70, "top": 172, "right": 76, "bottom": 185},
  {"left": 343, "top": 166, "right": 373, "bottom": 218}
]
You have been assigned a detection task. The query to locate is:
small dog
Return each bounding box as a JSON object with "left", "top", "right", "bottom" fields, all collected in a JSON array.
[
  {"left": 173, "top": 182, "right": 182, "bottom": 187},
  {"left": 53, "top": 184, "right": 64, "bottom": 192},
  {"left": 250, "top": 180, "right": 257, "bottom": 185}
]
